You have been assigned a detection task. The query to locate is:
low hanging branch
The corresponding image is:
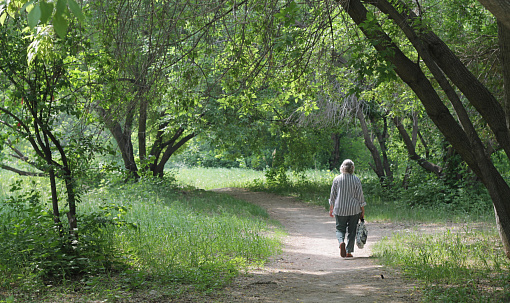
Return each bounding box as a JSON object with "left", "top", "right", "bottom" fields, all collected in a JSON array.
[{"left": 0, "top": 164, "right": 46, "bottom": 177}]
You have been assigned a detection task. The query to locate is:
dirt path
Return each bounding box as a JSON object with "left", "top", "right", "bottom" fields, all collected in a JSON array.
[{"left": 211, "top": 188, "right": 419, "bottom": 303}]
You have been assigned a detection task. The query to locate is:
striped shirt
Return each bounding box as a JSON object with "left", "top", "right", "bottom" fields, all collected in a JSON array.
[{"left": 329, "top": 173, "right": 366, "bottom": 216}]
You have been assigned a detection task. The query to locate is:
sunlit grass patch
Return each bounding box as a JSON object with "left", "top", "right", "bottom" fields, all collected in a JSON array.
[
  {"left": 175, "top": 167, "right": 264, "bottom": 190},
  {"left": 373, "top": 226, "right": 510, "bottom": 302},
  {"left": 82, "top": 179, "right": 282, "bottom": 290}
]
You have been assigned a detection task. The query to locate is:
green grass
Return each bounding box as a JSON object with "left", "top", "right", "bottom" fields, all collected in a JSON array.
[
  {"left": 174, "top": 167, "right": 265, "bottom": 190},
  {"left": 198, "top": 167, "right": 506, "bottom": 302},
  {"left": 0, "top": 170, "right": 282, "bottom": 302},
  {"left": 0, "top": 167, "right": 507, "bottom": 303},
  {"left": 236, "top": 168, "right": 495, "bottom": 224},
  {"left": 372, "top": 227, "right": 510, "bottom": 302},
  {"left": 82, "top": 180, "right": 280, "bottom": 288}
]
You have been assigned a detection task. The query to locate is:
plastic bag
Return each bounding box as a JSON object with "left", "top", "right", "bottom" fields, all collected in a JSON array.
[{"left": 356, "top": 219, "right": 368, "bottom": 249}]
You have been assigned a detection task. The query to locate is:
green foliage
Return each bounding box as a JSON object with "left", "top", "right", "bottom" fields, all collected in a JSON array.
[
  {"left": 377, "top": 159, "right": 493, "bottom": 216},
  {"left": 0, "top": 179, "right": 125, "bottom": 287},
  {"left": 248, "top": 169, "right": 336, "bottom": 209},
  {"left": 373, "top": 227, "right": 510, "bottom": 302},
  {"left": 0, "top": 170, "right": 281, "bottom": 300},
  {"left": 169, "top": 139, "right": 242, "bottom": 169},
  {"left": 241, "top": 165, "right": 494, "bottom": 223},
  {"left": 265, "top": 166, "right": 290, "bottom": 187},
  {"left": 0, "top": 0, "right": 84, "bottom": 39}
]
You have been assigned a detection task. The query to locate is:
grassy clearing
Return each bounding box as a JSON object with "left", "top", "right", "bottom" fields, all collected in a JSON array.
[
  {"left": 83, "top": 180, "right": 280, "bottom": 288},
  {"left": 0, "top": 171, "right": 281, "bottom": 302},
  {"left": 174, "top": 167, "right": 264, "bottom": 190}
]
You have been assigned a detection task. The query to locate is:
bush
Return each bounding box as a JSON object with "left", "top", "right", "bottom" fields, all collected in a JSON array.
[{"left": 0, "top": 180, "right": 129, "bottom": 286}]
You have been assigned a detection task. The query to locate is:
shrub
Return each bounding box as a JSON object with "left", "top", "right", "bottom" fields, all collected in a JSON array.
[{"left": 0, "top": 180, "right": 130, "bottom": 286}]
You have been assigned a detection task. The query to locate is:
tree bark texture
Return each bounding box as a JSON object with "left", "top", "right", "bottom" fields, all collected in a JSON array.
[
  {"left": 110, "top": 122, "right": 139, "bottom": 178},
  {"left": 96, "top": 107, "right": 139, "bottom": 178},
  {"left": 152, "top": 132, "right": 195, "bottom": 177},
  {"left": 373, "top": 0, "right": 510, "bottom": 160},
  {"left": 371, "top": 114, "right": 393, "bottom": 182},
  {"left": 477, "top": 0, "right": 510, "bottom": 30},
  {"left": 499, "top": 21, "right": 510, "bottom": 132}
]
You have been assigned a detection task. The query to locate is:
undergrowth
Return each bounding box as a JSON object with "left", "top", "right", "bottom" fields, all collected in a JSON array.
[
  {"left": 85, "top": 178, "right": 280, "bottom": 290},
  {"left": 241, "top": 167, "right": 504, "bottom": 302},
  {"left": 372, "top": 228, "right": 510, "bottom": 302},
  {"left": 0, "top": 171, "right": 281, "bottom": 302}
]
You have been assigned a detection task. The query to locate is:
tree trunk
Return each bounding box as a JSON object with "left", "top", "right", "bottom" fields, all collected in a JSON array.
[
  {"left": 43, "top": 124, "right": 79, "bottom": 237},
  {"left": 392, "top": 116, "right": 442, "bottom": 176},
  {"left": 402, "top": 164, "right": 412, "bottom": 189},
  {"left": 63, "top": 168, "right": 78, "bottom": 237},
  {"left": 96, "top": 107, "right": 139, "bottom": 179},
  {"left": 477, "top": 0, "right": 510, "bottom": 30},
  {"left": 138, "top": 96, "right": 148, "bottom": 169},
  {"left": 499, "top": 21, "right": 510, "bottom": 132},
  {"left": 110, "top": 122, "right": 139, "bottom": 179},
  {"left": 356, "top": 108, "right": 386, "bottom": 181},
  {"left": 418, "top": 131, "right": 430, "bottom": 159},
  {"left": 153, "top": 132, "right": 195, "bottom": 177},
  {"left": 371, "top": 114, "right": 393, "bottom": 183},
  {"left": 373, "top": 0, "right": 510, "bottom": 159},
  {"left": 329, "top": 133, "right": 341, "bottom": 170},
  {"left": 48, "top": 168, "right": 63, "bottom": 236}
]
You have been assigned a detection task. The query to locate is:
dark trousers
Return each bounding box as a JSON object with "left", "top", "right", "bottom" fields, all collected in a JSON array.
[{"left": 335, "top": 213, "right": 360, "bottom": 253}]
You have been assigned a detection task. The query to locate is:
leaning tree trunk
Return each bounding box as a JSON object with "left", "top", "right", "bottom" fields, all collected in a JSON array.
[
  {"left": 151, "top": 131, "right": 195, "bottom": 178},
  {"left": 340, "top": 0, "right": 510, "bottom": 257},
  {"left": 496, "top": 21, "right": 510, "bottom": 254},
  {"left": 96, "top": 107, "right": 139, "bottom": 179},
  {"left": 110, "top": 122, "right": 139, "bottom": 177},
  {"left": 371, "top": 114, "right": 393, "bottom": 183},
  {"left": 392, "top": 116, "right": 442, "bottom": 176},
  {"left": 498, "top": 21, "right": 510, "bottom": 133},
  {"left": 355, "top": 109, "right": 386, "bottom": 182}
]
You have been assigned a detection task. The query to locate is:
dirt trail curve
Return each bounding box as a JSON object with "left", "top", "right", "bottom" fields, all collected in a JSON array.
[{"left": 211, "top": 188, "right": 419, "bottom": 303}]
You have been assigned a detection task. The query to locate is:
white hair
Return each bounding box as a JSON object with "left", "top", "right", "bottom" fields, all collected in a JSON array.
[{"left": 340, "top": 159, "right": 355, "bottom": 174}]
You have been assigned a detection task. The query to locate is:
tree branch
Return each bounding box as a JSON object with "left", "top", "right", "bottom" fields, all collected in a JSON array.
[{"left": 0, "top": 164, "right": 46, "bottom": 177}]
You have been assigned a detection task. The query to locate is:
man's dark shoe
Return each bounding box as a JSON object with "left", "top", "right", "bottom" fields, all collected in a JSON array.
[{"left": 339, "top": 242, "right": 346, "bottom": 258}]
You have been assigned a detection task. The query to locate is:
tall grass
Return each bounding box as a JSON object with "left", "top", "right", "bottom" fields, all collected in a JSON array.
[
  {"left": 81, "top": 178, "right": 281, "bottom": 290},
  {"left": 373, "top": 227, "right": 510, "bottom": 302},
  {"left": 0, "top": 167, "right": 505, "bottom": 302},
  {"left": 0, "top": 170, "right": 282, "bottom": 301},
  {"left": 234, "top": 168, "right": 495, "bottom": 223},
  {"left": 198, "top": 166, "right": 506, "bottom": 301}
]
